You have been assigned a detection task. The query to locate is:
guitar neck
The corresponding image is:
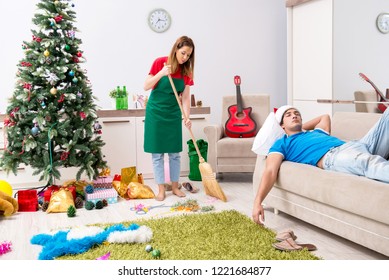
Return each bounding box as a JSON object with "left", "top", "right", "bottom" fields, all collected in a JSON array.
[
  {"left": 236, "top": 85, "right": 243, "bottom": 113},
  {"left": 361, "top": 74, "right": 387, "bottom": 101}
]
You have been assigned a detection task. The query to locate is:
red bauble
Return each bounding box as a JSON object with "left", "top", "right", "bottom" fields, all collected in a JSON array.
[{"left": 76, "top": 51, "right": 82, "bottom": 57}]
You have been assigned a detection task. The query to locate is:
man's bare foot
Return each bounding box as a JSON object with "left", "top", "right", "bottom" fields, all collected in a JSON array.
[
  {"left": 155, "top": 185, "right": 166, "bottom": 201},
  {"left": 171, "top": 182, "right": 186, "bottom": 197}
]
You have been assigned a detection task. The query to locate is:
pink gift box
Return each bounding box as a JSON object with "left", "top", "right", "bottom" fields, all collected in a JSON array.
[
  {"left": 85, "top": 188, "right": 118, "bottom": 204},
  {"left": 93, "top": 176, "right": 113, "bottom": 189}
]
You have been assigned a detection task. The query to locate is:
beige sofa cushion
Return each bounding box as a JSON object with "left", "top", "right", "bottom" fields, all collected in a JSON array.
[
  {"left": 255, "top": 156, "right": 389, "bottom": 226},
  {"left": 217, "top": 137, "right": 256, "bottom": 158}
]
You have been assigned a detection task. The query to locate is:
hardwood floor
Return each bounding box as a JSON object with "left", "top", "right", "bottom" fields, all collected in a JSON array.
[{"left": 0, "top": 173, "right": 387, "bottom": 260}]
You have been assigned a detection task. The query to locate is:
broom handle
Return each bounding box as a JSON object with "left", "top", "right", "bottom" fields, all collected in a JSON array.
[{"left": 167, "top": 74, "right": 204, "bottom": 162}]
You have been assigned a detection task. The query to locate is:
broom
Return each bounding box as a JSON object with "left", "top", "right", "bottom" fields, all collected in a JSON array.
[{"left": 167, "top": 74, "right": 227, "bottom": 202}]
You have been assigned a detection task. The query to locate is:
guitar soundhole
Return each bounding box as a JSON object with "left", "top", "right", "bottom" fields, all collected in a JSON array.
[{"left": 235, "top": 112, "right": 245, "bottom": 119}]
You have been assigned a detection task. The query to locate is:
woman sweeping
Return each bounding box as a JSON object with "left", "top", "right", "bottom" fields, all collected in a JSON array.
[{"left": 143, "top": 35, "right": 195, "bottom": 201}]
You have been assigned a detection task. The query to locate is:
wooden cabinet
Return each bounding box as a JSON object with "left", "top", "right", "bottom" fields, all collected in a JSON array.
[
  {"left": 134, "top": 116, "right": 153, "bottom": 177},
  {"left": 99, "top": 117, "right": 137, "bottom": 176}
]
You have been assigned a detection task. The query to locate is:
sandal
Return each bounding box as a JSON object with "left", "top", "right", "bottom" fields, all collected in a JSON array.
[
  {"left": 275, "top": 229, "right": 297, "bottom": 242},
  {"left": 182, "top": 182, "right": 199, "bottom": 193},
  {"left": 272, "top": 237, "right": 317, "bottom": 252},
  {"left": 163, "top": 183, "right": 182, "bottom": 191}
]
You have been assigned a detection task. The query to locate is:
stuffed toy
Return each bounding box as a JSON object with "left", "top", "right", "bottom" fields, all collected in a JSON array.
[{"left": 0, "top": 190, "right": 18, "bottom": 217}]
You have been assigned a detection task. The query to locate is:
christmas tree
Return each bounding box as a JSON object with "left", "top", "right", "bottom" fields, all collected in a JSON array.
[{"left": 0, "top": 0, "right": 107, "bottom": 185}]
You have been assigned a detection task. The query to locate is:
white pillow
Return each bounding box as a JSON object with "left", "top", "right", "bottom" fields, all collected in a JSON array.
[{"left": 251, "top": 112, "right": 285, "bottom": 155}]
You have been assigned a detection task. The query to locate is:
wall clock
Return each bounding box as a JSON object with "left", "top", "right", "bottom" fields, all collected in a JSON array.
[
  {"left": 376, "top": 13, "right": 389, "bottom": 34},
  {"left": 148, "top": 9, "right": 171, "bottom": 33}
]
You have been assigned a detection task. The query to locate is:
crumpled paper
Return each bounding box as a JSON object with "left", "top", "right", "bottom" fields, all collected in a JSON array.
[{"left": 127, "top": 182, "right": 155, "bottom": 199}]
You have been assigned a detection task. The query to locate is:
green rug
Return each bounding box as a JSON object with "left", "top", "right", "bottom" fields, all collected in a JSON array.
[{"left": 58, "top": 210, "right": 320, "bottom": 260}]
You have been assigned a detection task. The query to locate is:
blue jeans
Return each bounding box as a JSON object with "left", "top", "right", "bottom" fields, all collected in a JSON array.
[
  {"left": 323, "top": 108, "right": 389, "bottom": 183},
  {"left": 152, "top": 153, "right": 181, "bottom": 184}
]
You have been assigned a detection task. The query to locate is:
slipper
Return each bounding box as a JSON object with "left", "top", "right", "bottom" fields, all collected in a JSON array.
[
  {"left": 163, "top": 183, "right": 182, "bottom": 191},
  {"left": 272, "top": 237, "right": 317, "bottom": 252},
  {"left": 182, "top": 182, "right": 199, "bottom": 193},
  {"left": 275, "top": 229, "right": 297, "bottom": 242}
]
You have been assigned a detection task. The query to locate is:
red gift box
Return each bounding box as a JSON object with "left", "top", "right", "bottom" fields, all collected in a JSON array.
[
  {"left": 18, "top": 189, "right": 38, "bottom": 212},
  {"left": 44, "top": 185, "right": 76, "bottom": 202},
  {"left": 43, "top": 185, "right": 59, "bottom": 202}
]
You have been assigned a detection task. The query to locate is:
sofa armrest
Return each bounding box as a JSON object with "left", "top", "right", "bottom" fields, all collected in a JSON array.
[{"left": 204, "top": 124, "right": 224, "bottom": 172}]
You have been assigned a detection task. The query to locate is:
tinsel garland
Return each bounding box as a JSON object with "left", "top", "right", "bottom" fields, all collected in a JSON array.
[{"left": 0, "top": 241, "right": 12, "bottom": 256}]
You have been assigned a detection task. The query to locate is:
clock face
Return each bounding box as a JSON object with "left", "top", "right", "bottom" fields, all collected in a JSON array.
[
  {"left": 376, "top": 13, "right": 389, "bottom": 34},
  {"left": 148, "top": 9, "right": 171, "bottom": 33}
]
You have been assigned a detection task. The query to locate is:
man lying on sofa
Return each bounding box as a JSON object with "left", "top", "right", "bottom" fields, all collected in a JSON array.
[{"left": 252, "top": 105, "right": 389, "bottom": 225}]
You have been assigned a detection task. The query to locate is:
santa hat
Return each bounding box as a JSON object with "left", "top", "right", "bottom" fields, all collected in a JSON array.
[{"left": 275, "top": 105, "right": 293, "bottom": 124}]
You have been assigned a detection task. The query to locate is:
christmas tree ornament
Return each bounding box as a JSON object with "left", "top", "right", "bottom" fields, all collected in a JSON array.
[
  {"left": 68, "top": 70, "right": 75, "bottom": 77},
  {"left": 95, "top": 200, "right": 103, "bottom": 209},
  {"left": 76, "top": 51, "right": 82, "bottom": 57},
  {"left": 50, "top": 87, "right": 57, "bottom": 95},
  {"left": 65, "top": 44, "right": 70, "bottom": 51},
  {"left": 67, "top": 29, "right": 75, "bottom": 39},
  {"left": 151, "top": 249, "right": 161, "bottom": 259},
  {"left": 54, "top": 15, "right": 63, "bottom": 23},
  {"left": 44, "top": 50, "right": 50, "bottom": 57},
  {"left": 73, "top": 56, "right": 79, "bottom": 63},
  {"left": 85, "top": 184, "right": 94, "bottom": 194},
  {"left": 76, "top": 92, "right": 82, "bottom": 98},
  {"left": 41, "top": 201, "right": 49, "bottom": 212},
  {"left": 145, "top": 244, "right": 153, "bottom": 252},
  {"left": 67, "top": 205, "right": 76, "bottom": 217},
  {"left": 72, "top": 77, "right": 78, "bottom": 83},
  {"left": 74, "top": 196, "right": 83, "bottom": 208},
  {"left": 31, "top": 126, "right": 39, "bottom": 136},
  {"left": 93, "top": 121, "right": 102, "bottom": 131},
  {"left": 41, "top": 101, "right": 46, "bottom": 108},
  {"left": 85, "top": 201, "right": 95, "bottom": 210}
]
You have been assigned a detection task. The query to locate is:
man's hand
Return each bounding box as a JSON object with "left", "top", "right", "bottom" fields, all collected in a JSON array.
[{"left": 252, "top": 203, "right": 265, "bottom": 225}]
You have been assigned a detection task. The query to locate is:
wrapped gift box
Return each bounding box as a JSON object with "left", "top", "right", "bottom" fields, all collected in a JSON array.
[
  {"left": 18, "top": 189, "right": 38, "bottom": 212},
  {"left": 92, "top": 176, "right": 113, "bottom": 189},
  {"left": 85, "top": 188, "right": 118, "bottom": 204}
]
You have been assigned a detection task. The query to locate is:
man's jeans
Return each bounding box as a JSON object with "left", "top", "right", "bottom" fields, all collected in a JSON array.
[{"left": 323, "top": 108, "right": 389, "bottom": 183}]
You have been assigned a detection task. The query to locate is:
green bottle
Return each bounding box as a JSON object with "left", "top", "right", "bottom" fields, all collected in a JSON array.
[
  {"left": 115, "top": 86, "right": 121, "bottom": 110},
  {"left": 122, "top": 86, "right": 128, "bottom": 110}
]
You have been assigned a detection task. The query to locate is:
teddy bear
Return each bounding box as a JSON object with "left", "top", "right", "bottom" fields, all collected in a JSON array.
[{"left": 0, "top": 190, "right": 18, "bottom": 217}]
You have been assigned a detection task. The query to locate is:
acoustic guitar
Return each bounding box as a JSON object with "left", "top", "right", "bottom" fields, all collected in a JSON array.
[
  {"left": 225, "top": 75, "right": 257, "bottom": 138},
  {"left": 359, "top": 72, "right": 388, "bottom": 113}
]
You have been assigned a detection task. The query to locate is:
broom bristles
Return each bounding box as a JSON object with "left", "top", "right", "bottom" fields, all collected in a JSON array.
[{"left": 199, "top": 162, "right": 227, "bottom": 202}]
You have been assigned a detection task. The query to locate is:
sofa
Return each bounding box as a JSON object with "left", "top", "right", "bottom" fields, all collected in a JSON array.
[
  {"left": 253, "top": 111, "right": 389, "bottom": 257},
  {"left": 204, "top": 94, "right": 269, "bottom": 177}
]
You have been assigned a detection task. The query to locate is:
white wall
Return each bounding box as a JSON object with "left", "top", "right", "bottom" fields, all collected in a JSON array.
[
  {"left": 333, "top": 0, "right": 389, "bottom": 111},
  {"left": 0, "top": 0, "right": 287, "bottom": 125}
]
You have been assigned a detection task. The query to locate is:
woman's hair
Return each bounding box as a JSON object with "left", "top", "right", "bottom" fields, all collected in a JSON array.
[{"left": 167, "top": 36, "right": 195, "bottom": 79}]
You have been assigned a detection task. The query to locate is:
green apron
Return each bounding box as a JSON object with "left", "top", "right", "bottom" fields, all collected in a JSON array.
[{"left": 144, "top": 76, "right": 185, "bottom": 153}]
